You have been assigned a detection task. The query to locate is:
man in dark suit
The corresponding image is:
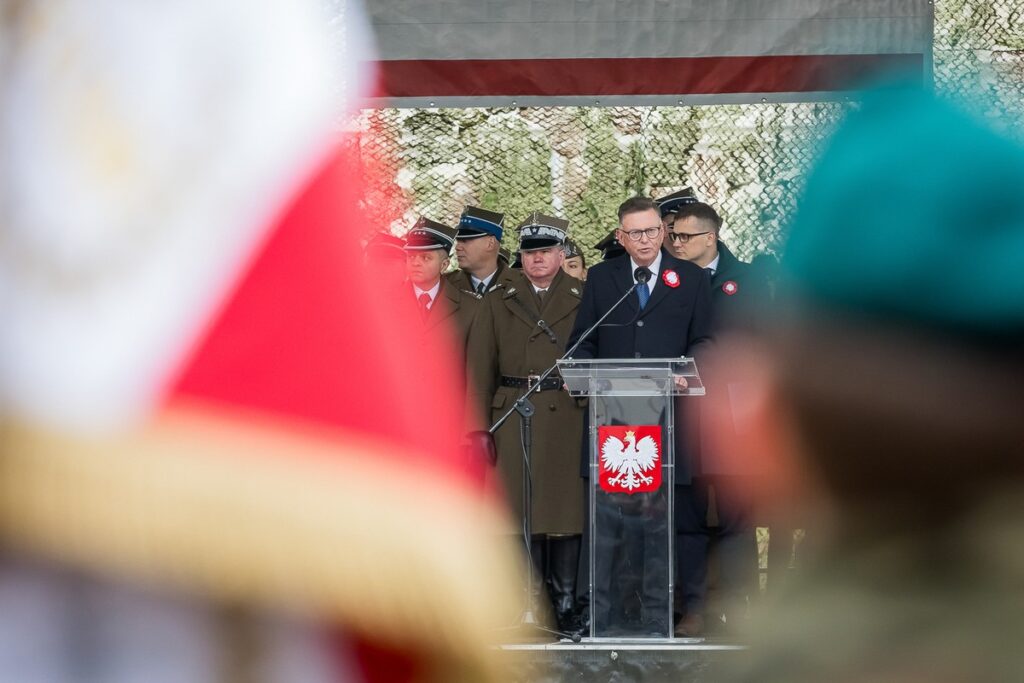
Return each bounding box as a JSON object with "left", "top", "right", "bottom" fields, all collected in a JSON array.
[
  {"left": 665, "top": 201, "right": 763, "bottom": 637},
  {"left": 568, "top": 196, "right": 712, "bottom": 636}
]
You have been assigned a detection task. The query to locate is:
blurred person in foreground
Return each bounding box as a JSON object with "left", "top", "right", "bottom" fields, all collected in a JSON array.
[
  {"left": 0, "top": 2, "right": 518, "bottom": 682},
  {"left": 715, "top": 85, "right": 1024, "bottom": 681}
]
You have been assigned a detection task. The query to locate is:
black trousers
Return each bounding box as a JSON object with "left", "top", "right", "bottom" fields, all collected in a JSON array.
[
  {"left": 675, "top": 477, "right": 757, "bottom": 615},
  {"left": 589, "top": 488, "right": 671, "bottom": 633}
]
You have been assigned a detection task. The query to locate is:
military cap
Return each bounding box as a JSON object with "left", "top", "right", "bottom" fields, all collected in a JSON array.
[
  {"left": 403, "top": 217, "right": 457, "bottom": 252},
  {"left": 782, "top": 85, "right": 1024, "bottom": 337},
  {"left": 655, "top": 187, "right": 698, "bottom": 217},
  {"left": 594, "top": 230, "right": 626, "bottom": 261},
  {"left": 563, "top": 238, "right": 583, "bottom": 260},
  {"left": 363, "top": 231, "right": 406, "bottom": 260},
  {"left": 498, "top": 246, "right": 512, "bottom": 266},
  {"left": 517, "top": 212, "right": 568, "bottom": 251},
  {"left": 512, "top": 251, "right": 523, "bottom": 269},
  {"left": 455, "top": 206, "right": 504, "bottom": 241}
]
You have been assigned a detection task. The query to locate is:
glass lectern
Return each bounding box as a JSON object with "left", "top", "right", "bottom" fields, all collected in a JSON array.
[{"left": 558, "top": 358, "right": 703, "bottom": 640}]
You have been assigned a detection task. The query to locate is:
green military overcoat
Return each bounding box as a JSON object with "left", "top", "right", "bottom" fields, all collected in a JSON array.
[
  {"left": 445, "top": 260, "right": 509, "bottom": 297},
  {"left": 467, "top": 268, "right": 585, "bottom": 535},
  {"left": 409, "top": 278, "right": 481, "bottom": 429}
]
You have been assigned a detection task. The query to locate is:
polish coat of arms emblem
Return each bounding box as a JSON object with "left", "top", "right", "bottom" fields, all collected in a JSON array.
[{"left": 598, "top": 425, "right": 662, "bottom": 494}]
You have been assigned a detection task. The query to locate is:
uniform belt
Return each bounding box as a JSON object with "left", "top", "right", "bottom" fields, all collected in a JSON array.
[{"left": 500, "top": 375, "right": 562, "bottom": 391}]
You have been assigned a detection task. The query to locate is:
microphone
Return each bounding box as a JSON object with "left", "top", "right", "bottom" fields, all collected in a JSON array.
[
  {"left": 488, "top": 264, "right": 647, "bottom": 434},
  {"left": 592, "top": 266, "right": 651, "bottom": 332}
]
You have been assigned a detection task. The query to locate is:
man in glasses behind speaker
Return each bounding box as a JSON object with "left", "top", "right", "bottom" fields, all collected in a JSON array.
[{"left": 663, "top": 200, "right": 764, "bottom": 637}]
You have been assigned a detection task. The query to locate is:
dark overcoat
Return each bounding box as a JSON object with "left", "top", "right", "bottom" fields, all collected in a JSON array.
[
  {"left": 697, "top": 241, "right": 769, "bottom": 476},
  {"left": 566, "top": 250, "right": 713, "bottom": 484}
]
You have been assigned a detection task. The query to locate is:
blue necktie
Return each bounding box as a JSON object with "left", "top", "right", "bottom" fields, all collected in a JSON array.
[{"left": 636, "top": 270, "right": 651, "bottom": 309}]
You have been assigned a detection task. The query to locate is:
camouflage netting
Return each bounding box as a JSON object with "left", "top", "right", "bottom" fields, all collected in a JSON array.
[{"left": 348, "top": 0, "right": 1024, "bottom": 267}]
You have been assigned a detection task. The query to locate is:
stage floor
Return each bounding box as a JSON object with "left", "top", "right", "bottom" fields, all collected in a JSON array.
[{"left": 497, "top": 638, "right": 748, "bottom": 682}]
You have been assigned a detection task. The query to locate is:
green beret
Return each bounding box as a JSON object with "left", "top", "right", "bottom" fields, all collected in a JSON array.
[{"left": 782, "top": 86, "right": 1024, "bottom": 338}]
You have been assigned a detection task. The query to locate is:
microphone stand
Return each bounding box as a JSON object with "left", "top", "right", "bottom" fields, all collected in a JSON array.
[{"left": 486, "top": 272, "right": 646, "bottom": 642}]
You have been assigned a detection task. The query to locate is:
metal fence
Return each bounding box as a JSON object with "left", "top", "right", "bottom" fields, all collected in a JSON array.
[{"left": 348, "top": 0, "right": 1024, "bottom": 265}]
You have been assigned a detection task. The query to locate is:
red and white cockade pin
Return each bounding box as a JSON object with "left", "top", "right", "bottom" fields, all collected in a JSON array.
[
  {"left": 722, "top": 280, "right": 739, "bottom": 296},
  {"left": 662, "top": 269, "right": 680, "bottom": 288}
]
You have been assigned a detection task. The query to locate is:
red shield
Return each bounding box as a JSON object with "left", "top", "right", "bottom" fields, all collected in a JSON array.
[{"left": 597, "top": 425, "right": 662, "bottom": 494}]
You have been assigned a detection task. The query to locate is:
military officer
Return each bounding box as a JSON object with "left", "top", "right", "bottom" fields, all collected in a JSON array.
[
  {"left": 498, "top": 246, "right": 513, "bottom": 269},
  {"left": 447, "top": 206, "right": 508, "bottom": 295},
  {"left": 654, "top": 187, "right": 698, "bottom": 235},
  {"left": 593, "top": 230, "right": 626, "bottom": 261},
  {"left": 561, "top": 238, "right": 588, "bottom": 282},
  {"left": 405, "top": 217, "right": 481, "bottom": 422},
  {"left": 467, "top": 212, "right": 585, "bottom": 633},
  {"left": 362, "top": 230, "right": 407, "bottom": 290}
]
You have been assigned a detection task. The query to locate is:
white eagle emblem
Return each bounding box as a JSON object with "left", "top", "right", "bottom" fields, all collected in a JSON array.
[{"left": 601, "top": 430, "right": 660, "bottom": 491}]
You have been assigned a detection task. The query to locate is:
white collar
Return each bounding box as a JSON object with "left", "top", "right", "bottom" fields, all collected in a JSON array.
[
  {"left": 705, "top": 253, "right": 721, "bottom": 275},
  {"left": 470, "top": 268, "right": 499, "bottom": 289},
  {"left": 413, "top": 280, "right": 441, "bottom": 303},
  {"left": 629, "top": 251, "right": 663, "bottom": 293}
]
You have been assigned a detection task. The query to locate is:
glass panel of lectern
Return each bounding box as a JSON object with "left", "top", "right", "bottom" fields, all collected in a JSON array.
[{"left": 557, "top": 358, "right": 703, "bottom": 640}]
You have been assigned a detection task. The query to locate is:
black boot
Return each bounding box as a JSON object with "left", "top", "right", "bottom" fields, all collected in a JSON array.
[
  {"left": 545, "top": 534, "right": 581, "bottom": 633},
  {"left": 529, "top": 535, "right": 548, "bottom": 624}
]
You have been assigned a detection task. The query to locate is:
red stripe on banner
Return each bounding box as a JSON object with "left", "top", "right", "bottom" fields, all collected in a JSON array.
[{"left": 379, "top": 54, "right": 923, "bottom": 98}]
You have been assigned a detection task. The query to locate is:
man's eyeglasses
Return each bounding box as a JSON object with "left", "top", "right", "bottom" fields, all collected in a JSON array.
[
  {"left": 667, "top": 230, "right": 711, "bottom": 244},
  {"left": 619, "top": 226, "right": 662, "bottom": 242}
]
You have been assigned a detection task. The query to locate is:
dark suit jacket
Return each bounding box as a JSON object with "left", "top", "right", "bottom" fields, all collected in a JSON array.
[
  {"left": 699, "top": 241, "right": 768, "bottom": 476},
  {"left": 567, "top": 250, "right": 713, "bottom": 482},
  {"left": 709, "top": 241, "right": 765, "bottom": 335}
]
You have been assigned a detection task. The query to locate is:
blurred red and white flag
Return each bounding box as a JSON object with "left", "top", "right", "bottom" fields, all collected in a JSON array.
[{"left": 0, "top": 2, "right": 516, "bottom": 682}]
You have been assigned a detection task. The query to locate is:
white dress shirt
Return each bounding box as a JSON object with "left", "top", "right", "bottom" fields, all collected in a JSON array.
[
  {"left": 629, "top": 251, "right": 663, "bottom": 296},
  {"left": 413, "top": 281, "right": 441, "bottom": 309}
]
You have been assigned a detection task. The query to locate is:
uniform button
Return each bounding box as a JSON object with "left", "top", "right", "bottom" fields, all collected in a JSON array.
[
  {"left": 548, "top": 404, "right": 556, "bottom": 411},
  {"left": 637, "top": 320, "right": 645, "bottom": 327}
]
